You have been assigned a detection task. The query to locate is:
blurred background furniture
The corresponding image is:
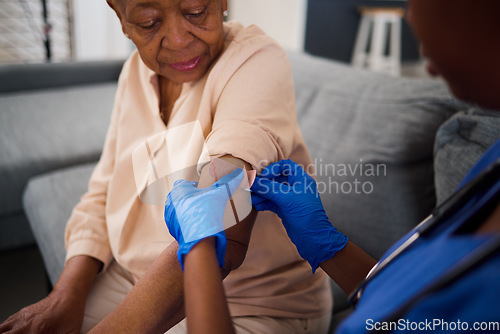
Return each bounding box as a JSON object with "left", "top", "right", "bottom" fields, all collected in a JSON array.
[
  {"left": 0, "top": 0, "right": 133, "bottom": 65},
  {"left": 0, "top": 0, "right": 72, "bottom": 64},
  {"left": 305, "top": 0, "right": 421, "bottom": 68},
  {"left": 351, "top": 6, "right": 405, "bottom": 76}
]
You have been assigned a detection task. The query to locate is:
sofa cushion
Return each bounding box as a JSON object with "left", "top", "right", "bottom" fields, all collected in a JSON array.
[
  {"left": 434, "top": 107, "right": 500, "bottom": 203},
  {"left": 23, "top": 162, "right": 97, "bottom": 285},
  {"left": 0, "top": 83, "right": 116, "bottom": 218},
  {"left": 288, "top": 52, "right": 458, "bottom": 259}
]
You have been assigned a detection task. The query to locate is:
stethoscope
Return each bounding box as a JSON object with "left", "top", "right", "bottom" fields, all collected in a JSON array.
[{"left": 347, "top": 158, "right": 500, "bottom": 330}]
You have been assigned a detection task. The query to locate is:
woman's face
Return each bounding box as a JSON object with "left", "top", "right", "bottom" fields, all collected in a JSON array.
[
  {"left": 406, "top": 0, "right": 500, "bottom": 109},
  {"left": 112, "top": 0, "right": 227, "bottom": 84}
]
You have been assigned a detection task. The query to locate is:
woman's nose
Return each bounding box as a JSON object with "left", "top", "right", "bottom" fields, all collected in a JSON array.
[{"left": 161, "top": 17, "right": 193, "bottom": 51}]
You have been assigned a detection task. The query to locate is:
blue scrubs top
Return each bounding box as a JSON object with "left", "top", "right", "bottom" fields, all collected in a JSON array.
[{"left": 337, "top": 139, "right": 500, "bottom": 334}]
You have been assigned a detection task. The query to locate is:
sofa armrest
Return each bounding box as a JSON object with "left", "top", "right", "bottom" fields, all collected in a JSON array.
[{"left": 0, "top": 60, "right": 125, "bottom": 93}]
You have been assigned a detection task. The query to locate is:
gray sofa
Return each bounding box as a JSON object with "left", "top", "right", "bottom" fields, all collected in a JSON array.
[
  {"left": 2, "top": 51, "right": 499, "bottom": 330},
  {"left": 0, "top": 60, "right": 123, "bottom": 252}
]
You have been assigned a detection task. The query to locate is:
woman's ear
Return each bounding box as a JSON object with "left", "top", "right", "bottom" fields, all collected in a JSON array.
[{"left": 222, "top": 0, "right": 228, "bottom": 14}]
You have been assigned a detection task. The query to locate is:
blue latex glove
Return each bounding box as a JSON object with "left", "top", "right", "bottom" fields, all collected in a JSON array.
[
  {"left": 165, "top": 168, "right": 245, "bottom": 270},
  {"left": 251, "top": 159, "right": 348, "bottom": 273}
]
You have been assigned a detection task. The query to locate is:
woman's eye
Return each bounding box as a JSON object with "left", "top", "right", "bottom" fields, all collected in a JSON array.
[
  {"left": 138, "top": 20, "right": 159, "bottom": 30},
  {"left": 186, "top": 8, "right": 206, "bottom": 20}
]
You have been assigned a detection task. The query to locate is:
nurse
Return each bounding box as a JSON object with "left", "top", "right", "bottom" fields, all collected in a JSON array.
[{"left": 252, "top": 0, "right": 500, "bottom": 332}]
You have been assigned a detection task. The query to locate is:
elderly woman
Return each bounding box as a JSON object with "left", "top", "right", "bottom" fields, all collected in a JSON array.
[{"left": 0, "top": 0, "right": 332, "bottom": 333}]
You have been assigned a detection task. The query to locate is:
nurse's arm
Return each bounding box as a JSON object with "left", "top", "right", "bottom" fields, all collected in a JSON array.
[
  {"left": 319, "top": 241, "right": 377, "bottom": 296},
  {"left": 184, "top": 237, "right": 236, "bottom": 334}
]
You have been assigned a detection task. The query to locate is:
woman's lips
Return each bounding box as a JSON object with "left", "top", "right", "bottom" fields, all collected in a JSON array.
[{"left": 169, "top": 56, "right": 202, "bottom": 72}]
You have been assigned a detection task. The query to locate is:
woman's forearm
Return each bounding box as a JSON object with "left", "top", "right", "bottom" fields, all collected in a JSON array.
[
  {"left": 319, "top": 241, "right": 377, "bottom": 296},
  {"left": 89, "top": 242, "right": 185, "bottom": 333},
  {"left": 53, "top": 255, "right": 102, "bottom": 301},
  {"left": 184, "top": 238, "right": 235, "bottom": 334}
]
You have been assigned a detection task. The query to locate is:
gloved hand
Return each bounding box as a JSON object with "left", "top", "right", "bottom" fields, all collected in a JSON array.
[
  {"left": 165, "top": 168, "right": 245, "bottom": 270},
  {"left": 251, "top": 159, "right": 348, "bottom": 273}
]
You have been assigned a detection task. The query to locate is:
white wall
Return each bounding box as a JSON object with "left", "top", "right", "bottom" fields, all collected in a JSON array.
[
  {"left": 227, "top": 0, "right": 307, "bottom": 52},
  {"left": 72, "top": 0, "right": 134, "bottom": 60}
]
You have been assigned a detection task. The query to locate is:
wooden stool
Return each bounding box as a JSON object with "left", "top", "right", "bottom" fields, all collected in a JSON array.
[{"left": 351, "top": 6, "right": 405, "bottom": 76}]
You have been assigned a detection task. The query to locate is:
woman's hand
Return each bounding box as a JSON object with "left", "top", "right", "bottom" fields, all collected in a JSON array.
[
  {"left": 251, "top": 159, "right": 348, "bottom": 273},
  {"left": 0, "top": 255, "right": 101, "bottom": 334},
  {"left": 0, "top": 288, "right": 85, "bottom": 334},
  {"left": 164, "top": 168, "right": 245, "bottom": 270}
]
